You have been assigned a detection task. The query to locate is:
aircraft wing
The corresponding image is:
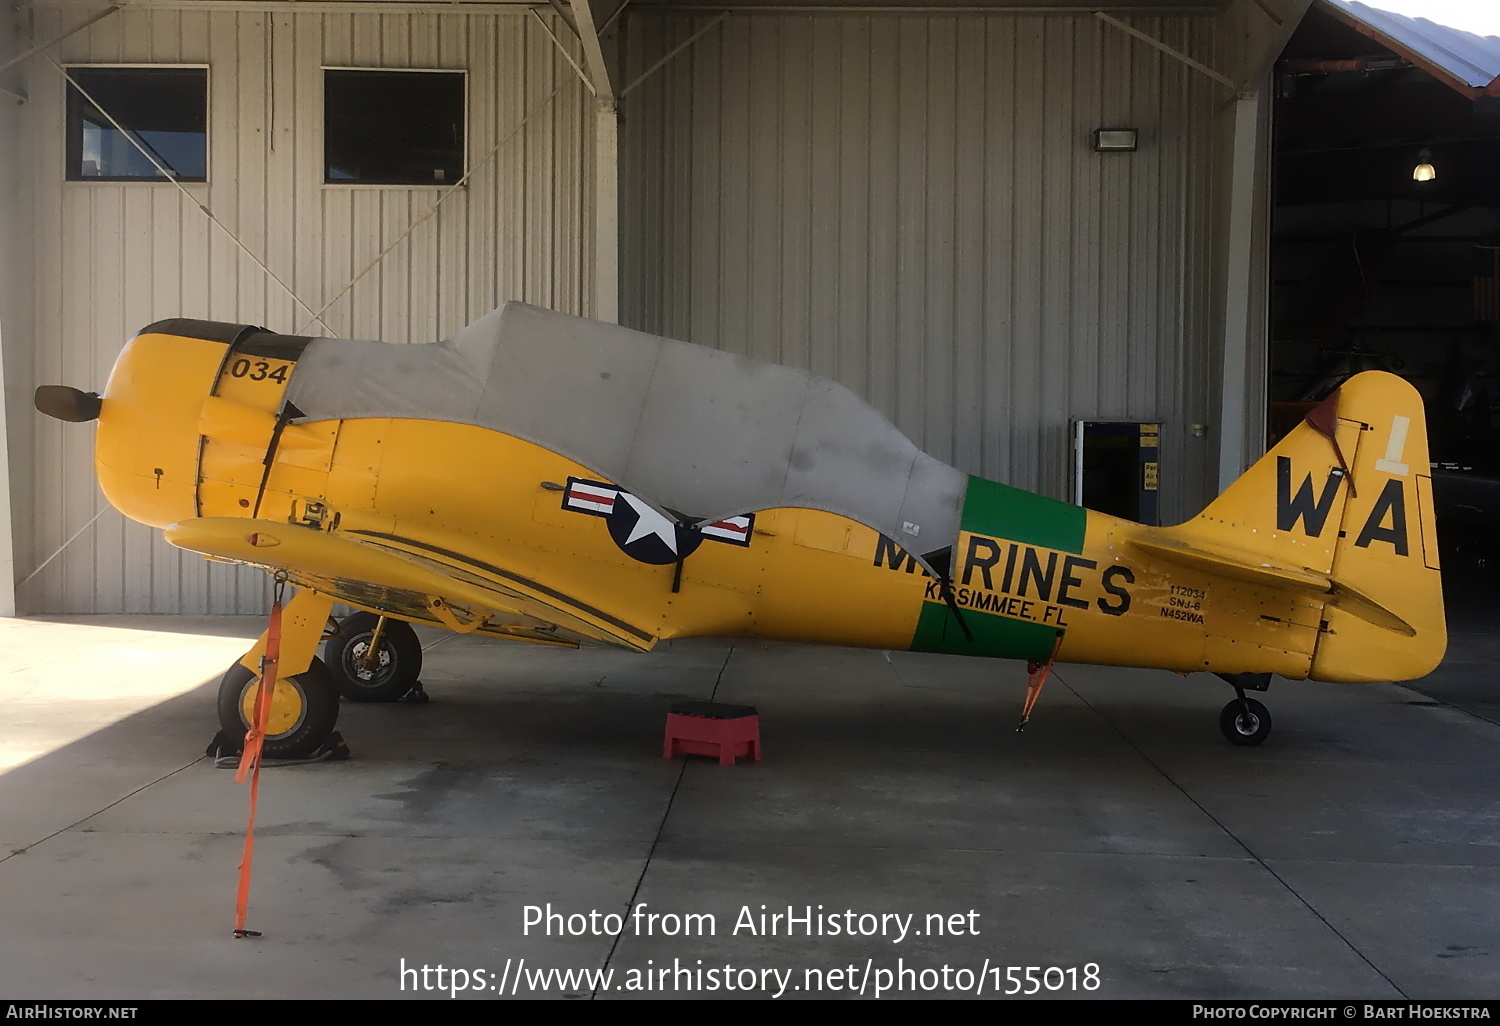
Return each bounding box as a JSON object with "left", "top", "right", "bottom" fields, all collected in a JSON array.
[{"left": 162, "top": 517, "right": 658, "bottom": 652}]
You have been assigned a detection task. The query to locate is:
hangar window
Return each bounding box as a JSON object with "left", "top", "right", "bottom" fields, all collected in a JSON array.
[
  {"left": 65, "top": 66, "right": 208, "bottom": 182},
  {"left": 324, "top": 69, "right": 466, "bottom": 186}
]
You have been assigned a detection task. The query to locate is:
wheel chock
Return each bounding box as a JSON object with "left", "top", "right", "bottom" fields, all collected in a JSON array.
[
  {"left": 398, "top": 680, "right": 430, "bottom": 704},
  {"left": 208, "top": 730, "right": 351, "bottom": 768}
]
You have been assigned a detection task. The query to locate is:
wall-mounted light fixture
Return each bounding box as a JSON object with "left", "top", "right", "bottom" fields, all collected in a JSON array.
[
  {"left": 1413, "top": 148, "right": 1436, "bottom": 182},
  {"left": 1093, "top": 128, "right": 1138, "bottom": 152}
]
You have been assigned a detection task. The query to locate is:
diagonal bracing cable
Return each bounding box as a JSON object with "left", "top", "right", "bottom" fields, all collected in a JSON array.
[
  {"left": 42, "top": 15, "right": 577, "bottom": 342},
  {"left": 19, "top": 34, "right": 579, "bottom": 588},
  {"left": 294, "top": 70, "right": 574, "bottom": 336},
  {"left": 15, "top": 506, "right": 109, "bottom": 589},
  {"left": 41, "top": 52, "right": 334, "bottom": 336}
]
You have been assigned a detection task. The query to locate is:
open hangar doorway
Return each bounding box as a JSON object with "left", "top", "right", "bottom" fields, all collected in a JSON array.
[{"left": 1269, "top": 2, "right": 1500, "bottom": 599}]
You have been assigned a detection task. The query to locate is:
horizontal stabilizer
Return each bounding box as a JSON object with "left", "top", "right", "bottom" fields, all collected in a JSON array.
[
  {"left": 1129, "top": 534, "right": 1415, "bottom": 637},
  {"left": 1129, "top": 535, "right": 1328, "bottom": 592},
  {"left": 1328, "top": 580, "right": 1416, "bottom": 638}
]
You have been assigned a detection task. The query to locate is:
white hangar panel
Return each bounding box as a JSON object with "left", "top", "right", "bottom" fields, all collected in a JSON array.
[
  {"left": 619, "top": 10, "right": 1223, "bottom": 521},
  {"left": 8, "top": 4, "right": 595, "bottom": 613},
  {"left": 2, "top": 1, "right": 1280, "bottom": 615}
]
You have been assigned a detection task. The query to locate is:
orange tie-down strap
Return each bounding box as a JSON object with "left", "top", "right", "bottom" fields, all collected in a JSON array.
[
  {"left": 232, "top": 592, "right": 283, "bottom": 938},
  {"left": 1018, "top": 632, "right": 1065, "bottom": 732}
]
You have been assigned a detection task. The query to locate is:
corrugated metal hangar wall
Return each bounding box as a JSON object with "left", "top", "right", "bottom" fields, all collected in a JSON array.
[
  {"left": 622, "top": 11, "right": 1221, "bottom": 520},
  {"left": 0, "top": 1, "right": 1279, "bottom": 615},
  {"left": 4, "top": 5, "right": 598, "bottom": 613}
]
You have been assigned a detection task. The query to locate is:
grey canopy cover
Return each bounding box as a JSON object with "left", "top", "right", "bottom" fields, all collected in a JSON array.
[{"left": 285, "top": 302, "right": 967, "bottom": 559}]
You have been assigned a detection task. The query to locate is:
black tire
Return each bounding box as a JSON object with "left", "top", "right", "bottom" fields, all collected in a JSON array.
[
  {"left": 1219, "top": 697, "right": 1272, "bottom": 746},
  {"left": 323, "top": 612, "right": 424, "bottom": 702},
  {"left": 217, "top": 657, "right": 341, "bottom": 760}
]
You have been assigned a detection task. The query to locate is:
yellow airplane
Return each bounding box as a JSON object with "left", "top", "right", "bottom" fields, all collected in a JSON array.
[{"left": 35, "top": 303, "right": 1446, "bottom": 757}]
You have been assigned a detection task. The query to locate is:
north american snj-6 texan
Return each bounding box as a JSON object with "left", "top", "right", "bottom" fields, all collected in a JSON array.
[{"left": 35, "top": 303, "right": 1446, "bottom": 757}]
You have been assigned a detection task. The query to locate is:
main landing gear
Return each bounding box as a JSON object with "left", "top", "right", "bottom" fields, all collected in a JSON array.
[
  {"left": 323, "top": 611, "right": 425, "bottom": 703},
  {"left": 1216, "top": 672, "right": 1273, "bottom": 746},
  {"left": 217, "top": 658, "right": 341, "bottom": 760},
  {"left": 214, "top": 595, "right": 427, "bottom": 761},
  {"left": 216, "top": 589, "right": 339, "bottom": 760}
]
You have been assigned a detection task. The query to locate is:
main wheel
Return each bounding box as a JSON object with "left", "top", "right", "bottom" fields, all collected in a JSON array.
[
  {"left": 217, "top": 657, "right": 340, "bottom": 760},
  {"left": 323, "top": 612, "right": 424, "bottom": 702},
  {"left": 1219, "top": 697, "right": 1272, "bottom": 746}
]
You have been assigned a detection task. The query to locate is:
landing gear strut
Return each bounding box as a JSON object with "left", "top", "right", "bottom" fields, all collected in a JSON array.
[
  {"left": 1216, "top": 672, "right": 1273, "bottom": 746},
  {"left": 323, "top": 612, "right": 425, "bottom": 702},
  {"left": 215, "top": 587, "right": 341, "bottom": 760}
]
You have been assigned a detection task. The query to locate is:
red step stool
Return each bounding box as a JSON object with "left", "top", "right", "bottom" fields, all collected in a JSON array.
[{"left": 664, "top": 701, "right": 761, "bottom": 766}]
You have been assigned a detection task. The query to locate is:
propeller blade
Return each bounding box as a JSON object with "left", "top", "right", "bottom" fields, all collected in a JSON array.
[{"left": 34, "top": 385, "right": 102, "bottom": 423}]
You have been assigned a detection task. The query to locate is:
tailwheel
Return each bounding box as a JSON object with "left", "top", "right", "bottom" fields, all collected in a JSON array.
[
  {"left": 217, "top": 657, "right": 341, "bottom": 760},
  {"left": 323, "top": 612, "right": 424, "bottom": 703},
  {"left": 1219, "top": 697, "right": 1272, "bottom": 746}
]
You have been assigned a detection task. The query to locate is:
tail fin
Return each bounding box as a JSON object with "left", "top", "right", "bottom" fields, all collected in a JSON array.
[{"left": 1164, "top": 371, "right": 1445, "bottom": 682}]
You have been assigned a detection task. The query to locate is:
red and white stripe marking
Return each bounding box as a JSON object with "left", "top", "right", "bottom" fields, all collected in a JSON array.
[
  {"left": 565, "top": 482, "right": 618, "bottom": 515},
  {"left": 701, "top": 515, "right": 753, "bottom": 544}
]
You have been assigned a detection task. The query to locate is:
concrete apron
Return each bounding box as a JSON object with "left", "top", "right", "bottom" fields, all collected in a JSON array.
[{"left": 0, "top": 615, "right": 1496, "bottom": 999}]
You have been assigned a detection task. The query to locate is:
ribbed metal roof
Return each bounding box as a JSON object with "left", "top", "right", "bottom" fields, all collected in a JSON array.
[{"left": 1322, "top": 0, "right": 1500, "bottom": 93}]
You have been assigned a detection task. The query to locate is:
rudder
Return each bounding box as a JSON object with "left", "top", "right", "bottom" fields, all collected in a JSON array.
[{"left": 1307, "top": 372, "right": 1445, "bottom": 681}]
